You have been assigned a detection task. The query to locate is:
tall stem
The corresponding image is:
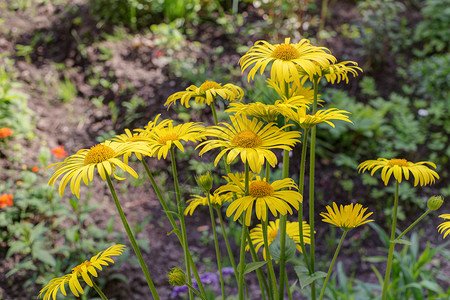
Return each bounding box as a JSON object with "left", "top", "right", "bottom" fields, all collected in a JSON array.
[
  {"left": 91, "top": 279, "right": 109, "bottom": 300},
  {"left": 206, "top": 194, "right": 225, "bottom": 300},
  {"left": 238, "top": 162, "right": 250, "bottom": 300},
  {"left": 382, "top": 181, "right": 400, "bottom": 300},
  {"left": 263, "top": 217, "right": 278, "bottom": 299},
  {"left": 211, "top": 99, "right": 220, "bottom": 126},
  {"left": 318, "top": 230, "right": 347, "bottom": 300},
  {"left": 169, "top": 147, "right": 193, "bottom": 300},
  {"left": 298, "top": 129, "right": 311, "bottom": 272},
  {"left": 309, "top": 77, "right": 320, "bottom": 299},
  {"left": 246, "top": 228, "right": 269, "bottom": 300},
  {"left": 396, "top": 210, "right": 431, "bottom": 241},
  {"left": 141, "top": 159, "right": 206, "bottom": 297},
  {"left": 105, "top": 174, "right": 160, "bottom": 300}
]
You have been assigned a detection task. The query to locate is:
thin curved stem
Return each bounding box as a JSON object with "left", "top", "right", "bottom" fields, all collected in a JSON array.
[
  {"left": 185, "top": 282, "right": 207, "bottom": 300},
  {"left": 238, "top": 162, "right": 250, "bottom": 300},
  {"left": 91, "top": 279, "right": 109, "bottom": 300},
  {"left": 396, "top": 209, "right": 431, "bottom": 241},
  {"left": 319, "top": 230, "right": 347, "bottom": 300},
  {"left": 246, "top": 228, "right": 269, "bottom": 300},
  {"left": 382, "top": 181, "right": 399, "bottom": 300},
  {"left": 298, "top": 129, "right": 311, "bottom": 272},
  {"left": 105, "top": 174, "right": 160, "bottom": 300},
  {"left": 263, "top": 217, "right": 278, "bottom": 299}
]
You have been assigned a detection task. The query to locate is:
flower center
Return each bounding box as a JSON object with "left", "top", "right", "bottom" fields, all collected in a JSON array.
[
  {"left": 84, "top": 144, "right": 116, "bottom": 165},
  {"left": 200, "top": 80, "right": 222, "bottom": 91},
  {"left": 268, "top": 229, "right": 278, "bottom": 241},
  {"left": 387, "top": 158, "right": 411, "bottom": 167},
  {"left": 232, "top": 130, "right": 262, "bottom": 148},
  {"left": 270, "top": 44, "right": 301, "bottom": 61},
  {"left": 249, "top": 181, "right": 274, "bottom": 198},
  {"left": 72, "top": 261, "right": 91, "bottom": 274},
  {"left": 157, "top": 133, "right": 179, "bottom": 144}
]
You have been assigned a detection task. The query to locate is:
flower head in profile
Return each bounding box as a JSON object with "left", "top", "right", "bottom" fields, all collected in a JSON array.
[
  {"left": 246, "top": 219, "right": 311, "bottom": 260},
  {"left": 321, "top": 202, "right": 374, "bottom": 231},
  {"left": 144, "top": 120, "right": 205, "bottom": 159},
  {"left": 239, "top": 38, "right": 336, "bottom": 83},
  {"left": 0, "top": 127, "right": 12, "bottom": 138},
  {"left": 184, "top": 194, "right": 228, "bottom": 216},
  {"left": 167, "top": 267, "right": 187, "bottom": 286},
  {"left": 437, "top": 214, "right": 450, "bottom": 239},
  {"left": 48, "top": 140, "right": 152, "bottom": 198},
  {"left": 215, "top": 174, "right": 302, "bottom": 226},
  {"left": 0, "top": 193, "right": 13, "bottom": 208},
  {"left": 197, "top": 114, "right": 300, "bottom": 173},
  {"left": 51, "top": 145, "right": 68, "bottom": 159},
  {"left": 165, "top": 80, "right": 244, "bottom": 109},
  {"left": 298, "top": 61, "right": 362, "bottom": 84},
  {"left": 225, "top": 102, "right": 296, "bottom": 123},
  {"left": 357, "top": 158, "right": 439, "bottom": 186},
  {"left": 284, "top": 107, "right": 353, "bottom": 130},
  {"left": 38, "top": 244, "right": 125, "bottom": 300}
]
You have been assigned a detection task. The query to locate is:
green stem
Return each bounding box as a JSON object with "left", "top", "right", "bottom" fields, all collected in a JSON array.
[
  {"left": 206, "top": 194, "right": 225, "bottom": 300},
  {"left": 211, "top": 98, "right": 219, "bottom": 125},
  {"left": 105, "top": 174, "right": 160, "bottom": 300},
  {"left": 246, "top": 228, "right": 269, "bottom": 300},
  {"left": 309, "top": 76, "right": 320, "bottom": 300},
  {"left": 238, "top": 162, "right": 250, "bottom": 300},
  {"left": 285, "top": 272, "right": 293, "bottom": 300},
  {"left": 382, "top": 181, "right": 400, "bottom": 300},
  {"left": 396, "top": 210, "right": 431, "bottom": 241},
  {"left": 185, "top": 282, "right": 207, "bottom": 300},
  {"left": 318, "top": 230, "right": 347, "bottom": 300},
  {"left": 263, "top": 216, "right": 278, "bottom": 299},
  {"left": 142, "top": 159, "right": 206, "bottom": 297},
  {"left": 169, "top": 147, "right": 193, "bottom": 300},
  {"left": 298, "top": 129, "right": 311, "bottom": 272},
  {"left": 91, "top": 279, "right": 109, "bottom": 300}
]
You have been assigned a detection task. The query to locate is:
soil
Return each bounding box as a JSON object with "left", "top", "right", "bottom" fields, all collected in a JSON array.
[{"left": 0, "top": 0, "right": 448, "bottom": 299}]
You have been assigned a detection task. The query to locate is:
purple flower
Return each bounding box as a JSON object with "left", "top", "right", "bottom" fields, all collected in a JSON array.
[
  {"left": 171, "top": 285, "right": 189, "bottom": 298},
  {"left": 221, "top": 267, "right": 234, "bottom": 277}
]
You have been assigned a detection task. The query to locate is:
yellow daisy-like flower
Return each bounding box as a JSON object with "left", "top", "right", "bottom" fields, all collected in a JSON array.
[
  {"left": 165, "top": 80, "right": 244, "bottom": 109},
  {"left": 298, "top": 61, "right": 362, "bottom": 84},
  {"left": 38, "top": 244, "right": 125, "bottom": 300},
  {"left": 215, "top": 174, "right": 302, "bottom": 226},
  {"left": 266, "top": 78, "right": 316, "bottom": 105},
  {"left": 284, "top": 107, "right": 353, "bottom": 130},
  {"left": 239, "top": 38, "right": 336, "bottom": 83},
  {"left": 197, "top": 114, "right": 301, "bottom": 173},
  {"left": 321, "top": 202, "right": 374, "bottom": 231},
  {"left": 357, "top": 158, "right": 439, "bottom": 186},
  {"left": 246, "top": 219, "right": 311, "bottom": 260},
  {"left": 225, "top": 101, "right": 304, "bottom": 123},
  {"left": 437, "top": 214, "right": 450, "bottom": 239},
  {"left": 143, "top": 120, "right": 205, "bottom": 159},
  {"left": 48, "top": 141, "right": 151, "bottom": 198},
  {"left": 184, "top": 194, "right": 228, "bottom": 215}
]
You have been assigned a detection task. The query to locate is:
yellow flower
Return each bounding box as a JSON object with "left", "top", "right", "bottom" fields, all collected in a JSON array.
[
  {"left": 437, "top": 214, "right": 450, "bottom": 239},
  {"left": 298, "top": 61, "right": 362, "bottom": 84},
  {"left": 144, "top": 120, "right": 205, "bottom": 159},
  {"left": 215, "top": 174, "right": 302, "bottom": 226},
  {"left": 266, "top": 78, "right": 316, "bottom": 105},
  {"left": 165, "top": 80, "right": 244, "bottom": 109},
  {"left": 184, "top": 194, "right": 228, "bottom": 216},
  {"left": 284, "top": 107, "right": 353, "bottom": 130},
  {"left": 38, "top": 245, "right": 125, "bottom": 300},
  {"left": 167, "top": 267, "right": 187, "bottom": 286},
  {"left": 246, "top": 219, "right": 311, "bottom": 260},
  {"left": 197, "top": 114, "right": 301, "bottom": 173},
  {"left": 48, "top": 141, "right": 151, "bottom": 198},
  {"left": 357, "top": 158, "right": 439, "bottom": 186},
  {"left": 321, "top": 202, "right": 374, "bottom": 231},
  {"left": 225, "top": 102, "right": 301, "bottom": 123},
  {"left": 239, "top": 38, "right": 336, "bottom": 83}
]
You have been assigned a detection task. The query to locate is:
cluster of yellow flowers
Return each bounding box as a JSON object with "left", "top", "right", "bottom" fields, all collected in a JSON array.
[{"left": 40, "top": 38, "right": 444, "bottom": 300}]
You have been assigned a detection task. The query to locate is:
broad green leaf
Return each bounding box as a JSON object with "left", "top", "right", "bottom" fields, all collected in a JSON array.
[
  {"left": 243, "top": 261, "right": 267, "bottom": 275},
  {"left": 269, "top": 232, "right": 297, "bottom": 262},
  {"left": 33, "top": 249, "right": 56, "bottom": 267},
  {"left": 294, "top": 266, "right": 327, "bottom": 289},
  {"left": 391, "top": 239, "right": 414, "bottom": 246}
]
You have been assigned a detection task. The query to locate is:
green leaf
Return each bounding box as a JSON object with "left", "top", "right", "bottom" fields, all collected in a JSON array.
[
  {"left": 294, "top": 266, "right": 327, "bottom": 289},
  {"left": 391, "top": 239, "right": 414, "bottom": 246},
  {"left": 33, "top": 249, "right": 56, "bottom": 267},
  {"left": 269, "top": 231, "right": 297, "bottom": 262},
  {"left": 243, "top": 261, "right": 267, "bottom": 275},
  {"left": 420, "top": 280, "right": 444, "bottom": 294}
]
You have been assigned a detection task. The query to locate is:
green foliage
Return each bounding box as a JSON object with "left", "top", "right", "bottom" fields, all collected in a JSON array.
[
  {"left": 57, "top": 75, "right": 78, "bottom": 103},
  {"left": 413, "top": 0, "right": 450, "bottom": 57}
]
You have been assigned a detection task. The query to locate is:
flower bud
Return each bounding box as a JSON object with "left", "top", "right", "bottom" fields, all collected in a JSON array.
[
  {"left": 196, "top": 172, "right": 213, "bottom": 193},
  {"left": 427, "top": 195, "right": 444, "bottom": 211},
  {"left": 167, "top": 267, "right": 186, "bottom": 286}
]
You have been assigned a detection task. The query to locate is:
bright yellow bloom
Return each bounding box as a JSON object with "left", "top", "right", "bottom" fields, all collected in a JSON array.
[
  {"left": 184, "top": 194, "right": 228, "bottom": 215},
  {"left": 266, "top": 78, "right": 316, "bottom": 104},
  {"left": 298, "top": 61, "right": 362, "bottom": 84},
  {"left": 225, "top": 102, "right": 302, "bottom": 123},
  {"left": 165, "top": 80, "right": 244, "bottom": 109},
  {"left": 246, "top": 219, "right": 311, "bottom": 260},
  {"left": 239, "top": 38, "right": 336, "bottom": 83},
  {"left": 321, "top": 202, "right": 374, "bottom": 231},
  {"left": 197, "top": 114, "right": 301, "bottom": 173},
  {"left": 38, "top": 245, "right": 125, "bottom": 300},
  {"left": 357, "top": 158, "right": 439, "bottom": 186},
  {"left": 437, "top": 214, "right": 450, "bottom": 239},
  {"left": 144, "top": 120, "right": 205, "bottom": 159},
  {"left": 284, "top": 107, "right": 353, "bottom": 130},
  {"left": 215, "top": 174, "right": 302, "bottom": 226},
  {"left": 48, "top": 141, "right": 151, "bottom": 198}
]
